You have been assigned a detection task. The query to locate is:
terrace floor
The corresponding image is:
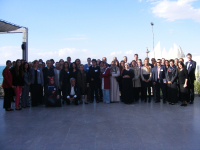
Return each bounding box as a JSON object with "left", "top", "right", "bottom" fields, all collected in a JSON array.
[{"left": 0, "top": 97, "right": 200, "bottom": 150}]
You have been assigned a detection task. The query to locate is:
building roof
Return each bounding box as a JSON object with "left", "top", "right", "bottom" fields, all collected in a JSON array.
[{"left": 0, "top": 20, "right": 22, "bottom": 32}]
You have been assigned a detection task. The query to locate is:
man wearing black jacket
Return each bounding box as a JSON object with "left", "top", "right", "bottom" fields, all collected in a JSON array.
[
  {"left": 185, "top": 53, "right": 196, "bottom": 104},
  {"left": 66, "top": 78, "right": 80, "bottom": 105},
  {"left": 88, "top": 59, "right": 101, "bottom": 103}
]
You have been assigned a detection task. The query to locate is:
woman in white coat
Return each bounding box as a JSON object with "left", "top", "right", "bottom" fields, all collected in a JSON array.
[{"left": 110, "top": 60, "right": 120, "bottom": 102}]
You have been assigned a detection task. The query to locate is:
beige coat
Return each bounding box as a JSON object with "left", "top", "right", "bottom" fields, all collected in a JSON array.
[{"left": 130, "top": 66, "right": 141, "bottom": 88}]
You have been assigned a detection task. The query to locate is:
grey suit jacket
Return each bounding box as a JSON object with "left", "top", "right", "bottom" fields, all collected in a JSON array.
[
  {"left": 54, "top": 68, "right": 61, "bottom": 89},
  {"left": 30, "top": 67, "right": 44, "bottom": 86}
]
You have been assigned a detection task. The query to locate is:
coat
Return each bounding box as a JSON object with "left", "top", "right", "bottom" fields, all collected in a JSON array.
[
  {"left": 2, "top": 67, "right": 13, "bottom": 88},
  {"left": 166, "top": 67, "right": 178, "bottom": 84},
  {"left": 77, "top": 70, "right": 87, "bottom": 93},
  {"left": 101, "top": 68, "right": 111, "bottom": 90},
  {"left": 130, "top": 66, "right": 141, "bottom": 88},
  {"left": 30, "top": 67, "right": 44, "bottom": 86}
]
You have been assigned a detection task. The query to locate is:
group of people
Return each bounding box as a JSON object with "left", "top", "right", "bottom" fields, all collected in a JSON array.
[{"left": 2, "top": 53, "right": 196, "bottom": 111}]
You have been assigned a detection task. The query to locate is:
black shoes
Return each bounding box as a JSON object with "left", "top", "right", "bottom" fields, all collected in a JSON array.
[
  {"left": 189, "top": 101, "right": 193, "bottom": 104},
  {"left": 5, "top": 108, "right": 14, "bottom": 111},
  {"left": 15, "top": 108, "right": 22, "bottom": 110}
]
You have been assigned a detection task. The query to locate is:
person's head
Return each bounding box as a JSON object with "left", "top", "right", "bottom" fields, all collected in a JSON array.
[
  {"left": 42, "top": 62, "right": 45, "bottom": 68},
  {"left": 16, "top": 59, "right": 21, "bottom": 67},
  {"left": 55, "top": 62, "right": 60, "bottom": 69},
  {"left": 125, "top": 63, "right": 129, "bottom": 70},
  {"left": 12, "top": 61, "right": 16, "bottom": 67},
  {"left": 23, "top": 62, "right": 30, "bottom": 72},
  {"left": 123, "top": 56, "right": 127, "bottom": 63},
  {"left": 38, "top": 62, "right": 43, "bottom": 68},
  {"left": 137, "top": 59, "right": 142, "bottom": 66},
  {"left": 39, "top": 59, "right": 43, "bottom": 63},
  {"left": 162, "top": 58, "right": 165, "bottom": 65},
  {"left": 63, "top": 61, "right": 69, "bottom": 69},
  {"left": 115, "top": 60, "right": 119, "bottom": 67},
  {"left": 169, "top": 59, "right": 174, "bottom": 67},
  {"left": 6, "top": 60, "right": 11, "bottom": 68},
  {"left": 165, "top": 60, "right": 169, "bottom": 66},
  {"left": 99, "top": 61, "right": 104, "bottom": 67},
  {"left": 151, "top": 58, "right": 156, "bottom": 65},
  {"left": 113, "top": 57, "right": 117, "bottom": 61},
  {"left": 178, "top": 61, "right": 184, "bottom": 69},
  {"left": 33, "top": 60, "right": 38, "bottom": 68},
  {"left": 102, "top": 57, "right": 107, "bottom": 62},
  {"left": 120, "top": 60, "right": 125, "bottom": 68},
  {"left": 103, "top": 62, "right": 107, "bottom": 69},
  {"left": 50, "top": 59, "right": 54, "bottom": 66},
  {"left": 49, "top": 78, "right": 55, "bottom": 86},
  {"left": 111, "top": 60, "right": 115, "bottom": 66},
  {"left": 156, "top": 59, "right": 161, "bottom": 67},
  {"left": 134, "top": 54, "right": 138, "bottom": 61},
  {"left": 67, "top": 57, "right": 71, "bottom": 63},
  {"left": 70, "top": 78, "right": 76, "bottom": 86},
  {"left": 87, "top": 57, "right": 91, "bottom": 64},
  {"left": 144, "top": 58, "right": 149, "bottom": 66},
  {"left": 97, "top": 59, "right": 101, "bottom": 66},
  {"left": 179, "top": 58, "right": 184, "bottom": 63},
  {"left": 21, "top": 59, "right": 25, "bottom": 64},
  {"left": 75, "top": 59, "right": 80, "bottom": 66},
  {"left": 72, "top": 62, "right": 77, "bottom": 69},
  {"left": 92, "top": 59, "right": 97, "bottom": 67},
  {"left": 79, "top": 64, "right": 84, "bottom": 72},
  {"left": 174, "top": 58, "right": 179, "bottom": 65},
  {"left": 46, "top": 60, "right": 51, "bottom": 68},
  {"left": 131, "top": 60, "right": 136, "bottom": 67},
  {"left": 187, "top": 53, "right": 192, "bottom": 61},
  {"left": 29, "top": 62, "right": 33, "bottom": 68},
  {"left": 59, "top": 59, "right": 64, "bottom": 65}
]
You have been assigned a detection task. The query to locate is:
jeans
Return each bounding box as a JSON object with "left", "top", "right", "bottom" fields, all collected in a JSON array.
[
  {"left": 14, "top": 86, "right": 22, "bottom": 108},
  {"left": 102, "top": 89, "right": 110, "bottom": 103}
]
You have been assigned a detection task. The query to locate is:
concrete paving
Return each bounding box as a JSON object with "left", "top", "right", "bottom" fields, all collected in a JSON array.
[{"left": 0, "top": 98, "right": 200, "bottom": 150}]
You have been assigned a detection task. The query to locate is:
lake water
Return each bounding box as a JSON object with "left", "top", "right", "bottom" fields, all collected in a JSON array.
[{"left": 0, "top": 66, "right": 6, "bottom": 85}]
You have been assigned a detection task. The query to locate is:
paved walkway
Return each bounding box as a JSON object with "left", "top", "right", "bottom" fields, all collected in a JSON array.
[{"left": 0, "top": 98, "right": 200, "bottom": 150}]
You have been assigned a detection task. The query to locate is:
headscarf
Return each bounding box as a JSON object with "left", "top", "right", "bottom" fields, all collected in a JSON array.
[
  {"left": 125, "top": 63, "right": 129, "bottom": 70},
  {"left": 49, "top": 78, "right": 55, "bottom": 86}
]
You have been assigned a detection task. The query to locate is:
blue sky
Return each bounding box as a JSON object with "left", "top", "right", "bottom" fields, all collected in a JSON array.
[{"left": 0, "top": 0, "right": 200, "bottom": 64}]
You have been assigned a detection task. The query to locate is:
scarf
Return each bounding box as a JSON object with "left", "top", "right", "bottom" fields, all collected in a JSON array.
[
  {"left": 110, "top": 64, "right": 118, "bottom": 73},
  {"left": 49, "top": 77, "right": 55, "bottom": 86},
  {"left": 168, "top": 65, "right": 176, "bottom": 72}
]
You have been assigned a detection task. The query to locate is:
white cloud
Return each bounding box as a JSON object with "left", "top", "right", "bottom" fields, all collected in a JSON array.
[
  {"left": 151, "top": 0, "right": 200, "bottom": 22},
  {"left": 125, "top": 50, "right": 136, "bottom": 55},
  {"left": 64, "top": 37, "right": 88, "bottom": 40}
]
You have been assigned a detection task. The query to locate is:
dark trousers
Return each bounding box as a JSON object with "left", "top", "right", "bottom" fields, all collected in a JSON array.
[
  {"left": 142, "top": 85, "right": 151, "bottom": 101},
  {"left": 98, "top": 82, "right": 103, "bottom": 101},
  {"left": 31, "top": 84, "right": 42, "bottom": 106},
  {"left": 90, "top": 81, "right": 99, "bottom": 102},
  {"left": 167, "top": 82, "right": 178, "bottom": 103},
  {"left": 188, "top": 81, "right": 194, "bottom": 102},
  {"left": 155, "top": 80, "right": 166, "bottom": 102},
  {"left": 133, "top": 87, "right": 140, "bottom": 102},
  {"left": 3, "top": 88, "right": 12, "bottom": 109},
  {"left": 67, "top": 95, "right": 78, "bottom": 104}
]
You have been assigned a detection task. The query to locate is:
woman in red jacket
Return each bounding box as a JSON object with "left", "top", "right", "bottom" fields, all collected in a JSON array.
[
  {"left": 2, "top": 60, "right": 14, "bottom": 111},
  {"left": 101, "top": 63, "right": 111, "bottom": 104}
]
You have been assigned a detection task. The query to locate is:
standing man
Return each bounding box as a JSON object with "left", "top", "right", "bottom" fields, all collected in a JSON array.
[
  {"left": 88, "top": 59, "right": 100, "bottom": 103},
  {"left": 84, "top": 57, "right": 91, "bottom": 72},
  {"left": 67, "top": 57, "right": 72, "bottom": 71},
  {"left": 152, "top": 59, "right": 167, "bottom": 103},
  {"left": 134, "top": 54, "right": 138, "bottom": 62},
  {"left": 185, "top": 53, "right": 196, "bottom": 104},
  {"left": 123, "top": 56, "right": 128, "bottom": 63},
  {"left": 161, "top": 58, "right": 165, "bottom": 66}
]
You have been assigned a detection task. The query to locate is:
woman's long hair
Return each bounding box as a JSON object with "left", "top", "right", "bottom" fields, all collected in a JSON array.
[
  {"left": 15, "top": 59, "right": 24, "bottom": 77},
  {"left": 144, "top": 58, "right": 150, "bottom": 73},
  {"left": 23, "top": 62, "right": 30, "bottom": 72}
]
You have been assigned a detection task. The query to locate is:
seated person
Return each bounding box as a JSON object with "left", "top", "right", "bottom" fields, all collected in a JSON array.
[
  {"left": 66, "top": 78, "right": 80, "bottom": 105},
  {"left": 45, "top": 78, "right": 61, "bottom": 107}
]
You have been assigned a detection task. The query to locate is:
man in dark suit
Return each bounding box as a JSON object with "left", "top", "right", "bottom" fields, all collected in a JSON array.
[
  {"left": 66, "top": 78, "right": 80, "bottom": 105},
  {"left": 138, "top": 59, "right": 144, "bottom": 100},
  {"left": 67, "top": 56, "right": 72, "bottom": 71},
  {"left": 88, "top": 59, "right": 100, "bottom": 103},
  {"left": 185, "top": 53, "right": 196, "bottom": 104},
  {"left": 152, "top": 59, "right": 167, "bottom": 103}
]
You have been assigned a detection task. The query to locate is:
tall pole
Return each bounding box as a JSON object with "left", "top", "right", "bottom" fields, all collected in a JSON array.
[{"left": 151, "top": 22, "right": 154, "bottom": 58}]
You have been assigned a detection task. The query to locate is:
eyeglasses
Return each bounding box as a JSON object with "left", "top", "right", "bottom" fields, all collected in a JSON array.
[{"left": 157, "top": 62, "right": 161, "bottom": 63}]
